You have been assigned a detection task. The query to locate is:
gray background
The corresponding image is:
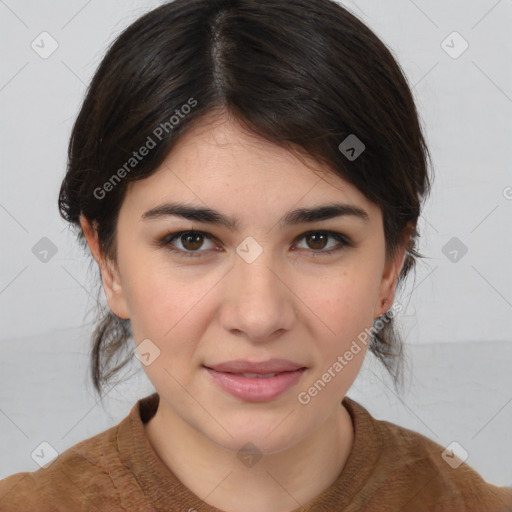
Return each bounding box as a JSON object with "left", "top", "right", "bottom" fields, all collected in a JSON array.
[{"left": 1, "top": 0, "right": 511, "bottom": 488}]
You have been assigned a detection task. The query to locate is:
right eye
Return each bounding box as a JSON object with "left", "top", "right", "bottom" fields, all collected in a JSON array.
[{"left": 158, "top": 230, "right": 218, "bottom": 257}]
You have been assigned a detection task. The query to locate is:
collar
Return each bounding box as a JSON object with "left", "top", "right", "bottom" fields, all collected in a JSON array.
[{"left": 116, "top": 392, "right": 382, "bottom": 511}]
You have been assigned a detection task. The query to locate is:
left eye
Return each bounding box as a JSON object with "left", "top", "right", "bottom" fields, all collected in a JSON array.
[{"left": 158, "top": 230, "right": 351, "bottom": 258}]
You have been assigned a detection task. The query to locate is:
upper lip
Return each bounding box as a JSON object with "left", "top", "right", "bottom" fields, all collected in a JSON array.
[{"left": 204, "top": 358, "right": 307, "bottom": 374}]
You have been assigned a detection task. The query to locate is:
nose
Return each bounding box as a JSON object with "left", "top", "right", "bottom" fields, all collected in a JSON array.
[{"left": 219, "top": 247, "right": 295, "bottom": 343}]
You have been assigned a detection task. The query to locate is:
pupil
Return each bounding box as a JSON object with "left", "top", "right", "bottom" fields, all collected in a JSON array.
[
  {"left": 308, "top": 233, "right": 326, "bottom": 250},
  {"left": 183, "top": 233, "right": 203, "bottom": 250}
]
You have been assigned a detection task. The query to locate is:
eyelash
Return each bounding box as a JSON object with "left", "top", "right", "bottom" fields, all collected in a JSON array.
[{"left": 156, "top": 230, "right": 352, "bottom": 258}]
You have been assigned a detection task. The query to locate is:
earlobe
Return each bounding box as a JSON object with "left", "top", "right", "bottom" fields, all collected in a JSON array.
[
  {"left": 100, "top": 259, "right": 130, "bottom": 320},
  {"left": 79, "top": 215, "right": 130, "bottom": 320}
]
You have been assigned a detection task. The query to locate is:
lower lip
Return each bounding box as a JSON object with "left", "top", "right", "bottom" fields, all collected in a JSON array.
[{"left": 204, "top": 367, "right": 307, "bottom": 402}]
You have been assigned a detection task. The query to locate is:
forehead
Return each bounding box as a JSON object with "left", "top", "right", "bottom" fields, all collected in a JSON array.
[{"left": 122, "top": 113, "right": 381, "bottom": 224}]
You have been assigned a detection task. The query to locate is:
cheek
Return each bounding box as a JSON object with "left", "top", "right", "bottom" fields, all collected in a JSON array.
[
  {"left": 120, "top": 251, "right": 219, "bottom": 343},
  {"left": 296, "top": 268, "right": 378, "bottom": 394},
  {"left": 296, "top": 274, "right": 374, "bottom": 401},
  {"left": 300, "top": 268, "right": 378, "bottom": 342},
  {"left": 120, "top": 239, "right": 379, "bottom": 356},
  {"left": 124, "top": 268, "right": 210, "bottom": 383}
]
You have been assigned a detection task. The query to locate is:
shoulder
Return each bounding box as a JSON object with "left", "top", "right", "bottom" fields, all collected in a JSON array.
[
  {"left": 381, "top": 418, "right": 510, "bottom": 507},
  {"left": 0, "top": 422, "right": 135, "bottom": 512},
  {"left": 345, "top": 398, "right": 512, "bottom": 511}
]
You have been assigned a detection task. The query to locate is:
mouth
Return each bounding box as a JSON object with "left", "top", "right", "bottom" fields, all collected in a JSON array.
[
  {"left": 203, "top": 366, "right": 307, "bottom": 402},
  {"left": 203, "top": 358, "right": 307, "bottom": 374},
  {"left": 224, "top": 372, "right": 287, "bottom": 378}
]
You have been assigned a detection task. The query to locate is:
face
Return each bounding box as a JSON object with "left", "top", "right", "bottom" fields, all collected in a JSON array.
[{"left": 82, "top": 112, "right": 405, "bottom": 455}]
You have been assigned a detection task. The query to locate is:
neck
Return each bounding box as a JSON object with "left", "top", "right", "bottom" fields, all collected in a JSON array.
[{"left": 144, "top": 400, "right": 354, "bottom": 512}]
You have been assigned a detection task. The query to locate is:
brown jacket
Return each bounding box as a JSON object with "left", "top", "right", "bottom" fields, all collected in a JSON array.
[{"left": 1, "top": 392, "right": 511, "bottom": 511}]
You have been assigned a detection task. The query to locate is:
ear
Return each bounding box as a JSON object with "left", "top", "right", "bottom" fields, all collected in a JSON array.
[
  {"left": 374, "top": 223, "right": 413, "bottom": 319},
  {"left": 79, "top": 215, "right": 130, "bottom": 320}
]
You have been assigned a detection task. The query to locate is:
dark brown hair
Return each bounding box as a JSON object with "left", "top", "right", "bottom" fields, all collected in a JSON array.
[{"left": 58, "top": 0, "right": 433, "bottom": 399}]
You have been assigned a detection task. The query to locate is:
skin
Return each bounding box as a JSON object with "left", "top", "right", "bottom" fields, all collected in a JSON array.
[{"left": 81, "top": 111, "right": 409, "bottom": 512}]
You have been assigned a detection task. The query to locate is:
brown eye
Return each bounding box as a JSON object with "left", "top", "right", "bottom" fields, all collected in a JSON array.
[
  {"left": 295, "top": 231, "right": 350, "bottom": 256},
  {"left": 180, "top": 232, "right": 205, "bottom": 251},
  {"left": 158, "top": 229, "right": 351, "bottom": 259},
  {"left": 159, "top": 230, "right": 216, "bottom": 257},
  {"left": 305, "top": 232, "right": 329, "bottom": 250}
]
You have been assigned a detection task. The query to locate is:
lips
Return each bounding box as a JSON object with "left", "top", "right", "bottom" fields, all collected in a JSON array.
[
  {"left": 203, "top": 358, "right": 307, "bottom": 375},
  {"left": 203, "top": 366, "right": 307, "bottom": 402}
]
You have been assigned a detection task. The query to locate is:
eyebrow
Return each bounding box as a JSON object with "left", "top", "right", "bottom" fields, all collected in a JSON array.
[{"left": 141, "top": 201, "right": 370, "bottom": 230}]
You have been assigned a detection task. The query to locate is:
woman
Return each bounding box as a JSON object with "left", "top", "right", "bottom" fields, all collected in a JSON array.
[{"left": 1, "top": 0, "right": 511, "bottom": 510}]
